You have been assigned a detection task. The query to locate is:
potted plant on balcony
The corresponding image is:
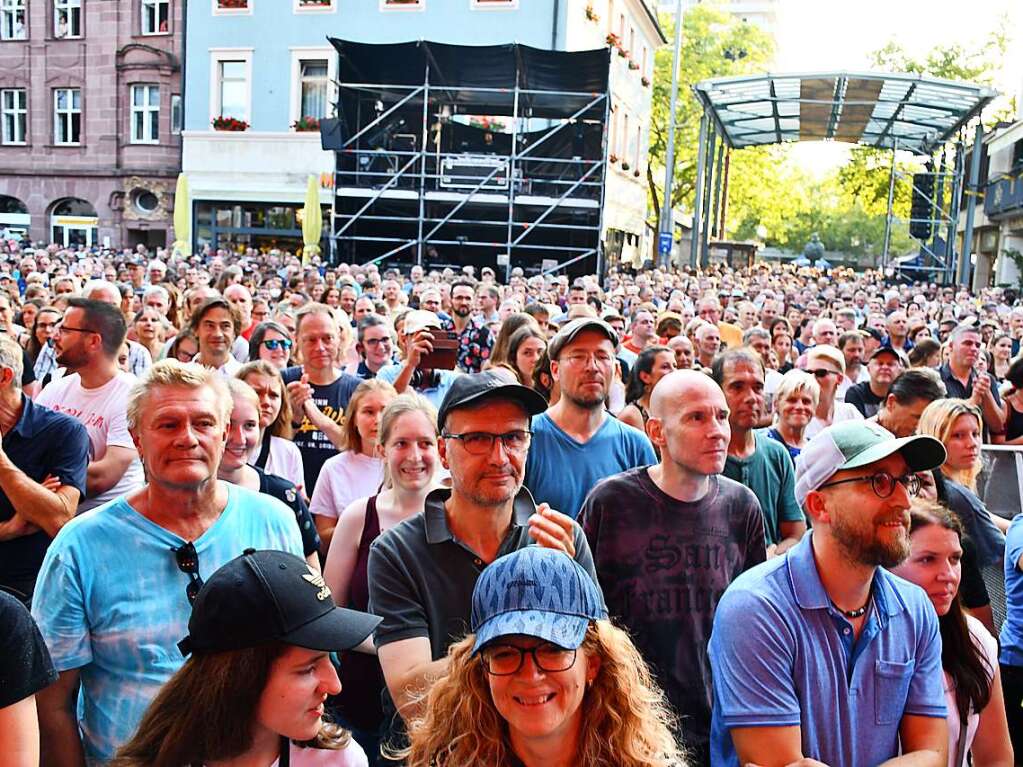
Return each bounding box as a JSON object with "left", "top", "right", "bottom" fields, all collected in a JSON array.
[
  {"left": 216, "top": 0, "right": 249, "bottom": 8},
  {"left": 609, "top": 153, "right": 618, "bottom": 164},
  {"left": 628, "top": 59, "right": 639, "bottom": 70},
  {"left": 585, "top": 4, "right": 599, "bottom": 22},
  {"left": 617, "top": 46, "right": 629, "bottom": 58},
  {"left": 641, "top": 75, "right": 651, "bottom": 87},
  {"left": 292, "top": 116, "right": 321, "bottom": 132},
  {"left": 606, "top": 32, "right": 621, "bottom": 48},
  {"left": 621, "top": 160, "right": 631, "bottom": 171},
  {"left": 212, "top": 115, "right": 249, "bottom": 131}
]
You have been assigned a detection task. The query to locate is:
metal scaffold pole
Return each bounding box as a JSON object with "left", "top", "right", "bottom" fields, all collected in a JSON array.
[{"left": 658, "top": 0, "right": 685, "bottom": 269}]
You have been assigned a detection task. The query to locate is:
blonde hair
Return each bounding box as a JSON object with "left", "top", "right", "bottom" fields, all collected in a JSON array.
[
  {"left": 772, "top": 369, "right": 820, "bottom": 426},
  {"left": 917, "top": 398, "right": 984, "bottom": 491},
  {"left": 806, "top": 344, "right": 845, "bottom": 375},
  {"left": 403, "top": 621, "right": 684, "bottom": 767},
  {"left": 126, "top": 359, "right": 231, "bottom": 432},
  {"left": 341, "top": 379, "right": 397, "bottom": 454},
  {"left": 378, "top": 393, "right": 439, "bottom": 489}
]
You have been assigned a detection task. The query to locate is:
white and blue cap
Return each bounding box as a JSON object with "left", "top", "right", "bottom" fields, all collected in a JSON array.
[
  {"left": 470, "top": 547, "right": 606, "bottom": 655},
  {"left": 794, "top": 420, "right": 946, "bottom": 508}
]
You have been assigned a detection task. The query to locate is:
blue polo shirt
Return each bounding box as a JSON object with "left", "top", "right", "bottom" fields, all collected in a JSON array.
[
  {"left": 0, "top": 394, "right": 89, "bottom": 595},
  {"left": 709, "top": 532, "right": 946, "bottom": 767}
]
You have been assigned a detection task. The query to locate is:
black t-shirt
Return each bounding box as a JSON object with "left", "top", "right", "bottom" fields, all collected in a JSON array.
[
  {"left": 579, "top": 469, "right": 767, "bottom": 753},
  {"left": 844, "top": 380, "right": 884, "bottom": 418},
  {"left": 254, "top": 466, "right": 320, "bottom": 557},
  {"left": 281, "top": 366, "right": 361, "bottom": 494},
  {"left": 0, "top": 589, "right": 57, "bottom": 706}
]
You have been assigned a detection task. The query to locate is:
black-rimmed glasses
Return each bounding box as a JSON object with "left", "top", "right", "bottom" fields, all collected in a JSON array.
[
  {"left": 480, "top": 642, "right": 577, "bottom": 676},
  {"left": 173, "top": 542, "right": 204, "bottom": 605},
  {"left": 819, "top": 471, "right": 921, "bottom": 499},
  {"left": 442, "top": 430, "right": 532, "bottom": 455}
]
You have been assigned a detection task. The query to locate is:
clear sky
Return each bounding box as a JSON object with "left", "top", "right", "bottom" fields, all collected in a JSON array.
[{"left": 768, "top": 0, "right": 1021, "bottom": 173}]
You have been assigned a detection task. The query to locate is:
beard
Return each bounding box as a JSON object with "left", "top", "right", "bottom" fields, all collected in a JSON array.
[
  {"left": 831, "top": 511, "right": 910, "bottom": 568},
  {"left": 452, "top": 304, "right": 471, "bottom": 318},
  {"left": 56, "top": 346, "right": 89, "bottom": 371},
  {"left": 562, "top": 384, "right": 607, "bottom": 410}
]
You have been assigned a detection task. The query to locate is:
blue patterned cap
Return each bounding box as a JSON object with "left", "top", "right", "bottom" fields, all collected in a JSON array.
[{"left": 470, "top": 546, "right": 606, "bottom": 655}]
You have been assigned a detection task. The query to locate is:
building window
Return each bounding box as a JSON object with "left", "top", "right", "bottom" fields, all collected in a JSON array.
[
  {"left": 213, "top": 0, "right": 251, "bottom": 14},
  {"left": 298, "top": 59, "right": 328, "bottom": 121},
  {"left": 294, "top": 0, "right": 334, "bottom": 11},
  {"left": 130, "top": 84, "right": 159, "bottom": 144},
  {"left": 470, "top": 0, "right": 516, "bottom": 8},
  {"left": 141, "top": 0, "right": 169, "bottom": 34},
  {"left": 1, "top": 0, "right": 27, "bottom": 40},
  {"left": 1, "top": 88, "right": 27, "bottom": 144},
  {"left": 213, "top": 56, "right": 250, "bottom": 123},
  {"left": 380, "top": 0, "right": 423, "bottom": 10},
  {"left": 170, "top": 94, "right": 182, "bottom": 134},
  {"left": 54, "top": 87, "right": 81, "bottom": 145},
  {"left": 621, "top": 113, "right": 628, "bottom": 160},
  {"left": 54, "top": 0, "right": 82, "bottom": 38}
]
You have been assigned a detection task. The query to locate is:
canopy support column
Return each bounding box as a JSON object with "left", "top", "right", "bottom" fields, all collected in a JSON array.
[
  {"left": 881, "top": 138, "right": 898, "bottom": 272},
  {"left": 700, "top": 123, "right": 717, "bottom": 267},
  {"left": 710, "top": 138, "right": 725, "bottom": 239},
  {"left": 689, "top": 111, "right": 709, "bottom": 268},
  {"left": 959, "top": 121, "right": 984, "bottom": 287},
  {"left": 658, "top": 0, "right": 685, "bottom": 269}
]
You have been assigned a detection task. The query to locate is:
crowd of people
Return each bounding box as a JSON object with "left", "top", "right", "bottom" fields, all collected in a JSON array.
[{"left": 0, "top": 238, "right": 1022, "bottom": 767}]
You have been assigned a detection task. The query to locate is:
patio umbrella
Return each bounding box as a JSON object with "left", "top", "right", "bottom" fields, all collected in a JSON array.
[
  {"left": 302, "top": 175, "right": 322, "bottom": 265},
  {"left": 171, "top": 173, "right": 191, "bottom": 257}
]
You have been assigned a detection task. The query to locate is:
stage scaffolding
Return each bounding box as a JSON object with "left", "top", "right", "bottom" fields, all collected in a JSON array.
[{"left": 324, "top": 39, "right": 612, "bottom": 277}]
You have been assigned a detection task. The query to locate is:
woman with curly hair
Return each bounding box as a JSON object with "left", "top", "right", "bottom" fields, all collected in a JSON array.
[{"left": 404, "top": 546, "right": 684, "bottom": 767}]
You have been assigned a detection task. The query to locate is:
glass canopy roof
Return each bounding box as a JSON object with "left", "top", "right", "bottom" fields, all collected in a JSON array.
[{"left": 693, "top": 72, "right": 997, "bottom": 155}]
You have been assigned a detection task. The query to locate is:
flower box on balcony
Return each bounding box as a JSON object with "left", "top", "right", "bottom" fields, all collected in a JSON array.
[
  {"left": 641, "top": 76, "right": 651, "bottom": 87},
  {"left": 617, "top": 47, "right": 629, "bottom": 58},
  {"left": 628, "top": 60, "right": 639, "bottom": 70},
  {"left": 621, "top": 161, "right": 631, "bottom": 171},
  {"left": 606, "top": 33, "right": 621, "bottom": 47},
  {"left": 292, "top": 116, "right": 321, "bottom": 132},
  {"left": 216, "top": 0, "right": 249, "bottom": 8},
  {"left": 212, "top": 116, "right": 249, "bottom": 131},
  {"left": 585, "top": 4, "right": 599, "bottom": 22}
]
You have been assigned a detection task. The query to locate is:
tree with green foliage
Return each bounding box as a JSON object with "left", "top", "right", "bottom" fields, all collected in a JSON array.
[{"left": 646, "top": 4, "right": 773, "bottom": 222}]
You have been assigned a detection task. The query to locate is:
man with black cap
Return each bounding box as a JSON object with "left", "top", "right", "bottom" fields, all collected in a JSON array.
[
  {"left": 844, "top": 343, "right": 906, "bottom": 418},
  {"left": 524, "top": 318, "right": 656, "bottom": 519},
  {"left": 709, "top": 421, "right": 950, "bottom": 767},
  {"left": 368, "top": 370, "right": 600, "bottom": 739}
]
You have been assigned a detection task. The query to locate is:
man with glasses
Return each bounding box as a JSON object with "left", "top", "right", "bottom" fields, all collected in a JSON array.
[
  {"left": 32, "top": 360, "right": 304, "bottom": 765},
  {"left": 709, "top": 421, "right": 949, "bottom": 767},
  {"left": 580, "top": 369, "right": 766, "bottom": 765},
  {"left": 524, "top": 318, "right": 655, "bottom": 520},
  {"left": 36, "top": 298, "right": 144, "bottom": 513},
  {"left": 369, "top": 371, "right": 599, "bottom": 746}
]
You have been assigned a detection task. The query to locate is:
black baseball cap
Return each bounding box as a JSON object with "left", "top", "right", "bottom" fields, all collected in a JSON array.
[
  {"left": 177, "top": 549, "right": 380, "bottom": 657},
  {"left": 437, "top": 370, "right": 548, "bottom": 431},
  {"left": 868, "top": 343, "right": 908, "bottom": 366}
]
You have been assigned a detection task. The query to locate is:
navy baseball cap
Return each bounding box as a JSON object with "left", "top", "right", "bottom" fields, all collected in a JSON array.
[
  {"left": 437, "top": 370, "right": 548, "bottom": 431},
  {"left": 178, "top": 549, "right": 380, "bottom": 656},
  {"left": 470, "top": 547, "right": 606, "bottom": 655}
]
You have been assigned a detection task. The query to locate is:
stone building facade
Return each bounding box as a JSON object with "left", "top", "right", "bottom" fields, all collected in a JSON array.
[{"left": 0, "top": 0, "right": 182, "bottom": 250}]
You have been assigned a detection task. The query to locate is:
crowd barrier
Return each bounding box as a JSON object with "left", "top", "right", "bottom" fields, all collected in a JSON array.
[{"left": 977, "top": 445, "right": 1022, "bottom": 632}]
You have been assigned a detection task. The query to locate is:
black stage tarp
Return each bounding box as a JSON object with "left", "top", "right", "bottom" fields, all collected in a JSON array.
[{"left": 328, "top": 38, "right": 610, "bottom": 119}]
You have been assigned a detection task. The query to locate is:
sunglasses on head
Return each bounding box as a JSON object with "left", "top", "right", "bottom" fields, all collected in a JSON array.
[{"left": 262, "top": 339, "right": 293, "bottom": 351}]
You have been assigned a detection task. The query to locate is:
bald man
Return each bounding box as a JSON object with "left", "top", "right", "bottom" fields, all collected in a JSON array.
[{"left": 580, "top": 370, "right": 766, "bottom": 765}]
